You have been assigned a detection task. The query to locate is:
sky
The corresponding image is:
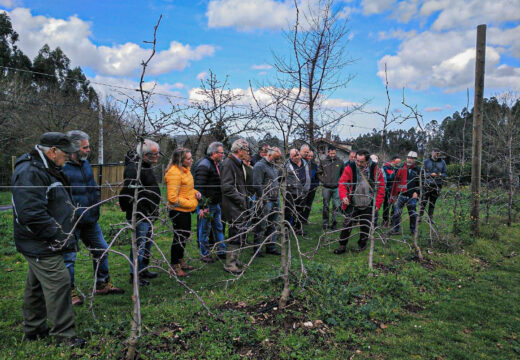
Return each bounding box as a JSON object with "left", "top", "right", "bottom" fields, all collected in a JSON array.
[{"left": 1, "top": 0, "right": 519, "bottom": 138}]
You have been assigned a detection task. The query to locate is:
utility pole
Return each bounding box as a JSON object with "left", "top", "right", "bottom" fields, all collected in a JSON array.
[
  {"left": 98, "top": 106, "right": 104, "bottom": 187},
  {"left": 471, "top": 24, "right": 486, "bottom": 236}
]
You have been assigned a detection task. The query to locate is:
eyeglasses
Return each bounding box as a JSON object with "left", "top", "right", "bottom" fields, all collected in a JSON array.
[
  {"left": 216, "top": 151, "right": 225, "bottom": 154},
  {"left": 145, "top": 152, "right": 160, "bottom": 157}
]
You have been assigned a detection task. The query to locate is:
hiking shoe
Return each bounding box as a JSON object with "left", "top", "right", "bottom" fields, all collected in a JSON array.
[
  {"left": 356, "top": 244, "right": 368, "bottom": 252},
  {"left": 71, "top": 289, "right": 84, "bottom": 307},
  {"left": 169, "top": 264, "right": 188, "bottom": 278},
  {"left": 95, "top": 280, "right": 125, "bottom": 295},
  {"left": 24, "top": 328, "right": 49, "bottom": 341},
  {"left": 139, "top": 270, "right": 158, "bottom": 279},
  {"left": 265, "top": 248, "right": 281, "bottom": 255},
  {"left": 55, "top": 336, "right": 87, "bottom": 348},
  {"left": 129, "top": 275, "right": 149, "bottom": 286},
  {"left": 333, "top": 245, "right": 346, "bottom": 255},
  {"left": 179, "top": 259, "right": 195, "bottom": 271},
  {"left": 200, "top": 255, "right": 216, "bottom": 263}
]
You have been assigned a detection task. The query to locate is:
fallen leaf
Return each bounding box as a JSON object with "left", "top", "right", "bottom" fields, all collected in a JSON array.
[{"left": 380, "top": 323, "right": 388, "bottom": 329}]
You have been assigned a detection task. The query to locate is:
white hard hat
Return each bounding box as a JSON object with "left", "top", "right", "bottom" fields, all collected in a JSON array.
[{"left": 407, "top": 151, "right": 418, "bottom": 158}]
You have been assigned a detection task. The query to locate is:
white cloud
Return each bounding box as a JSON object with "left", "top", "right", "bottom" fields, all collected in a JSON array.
[
  {"left": 361, "top": 0, "right": 395, "bottom": 15},
  {"left": 7, "top": 8, "right": 215, "bottom": 77},
  {"left": 375, "top": 0, "right": 520, "bottom": 94},
  {"left": 206, "top": 0, "right": 295, "bottom": 31},
  {"left": 424, "top": 106, "right": 443, "bottom": 112},
  {"left": 196, "top": 71, "right": 208, "bottom": 81},
  {"left": 251, "top": 64, "right": 272, "bottom": 70},
  {"left": 430, "top": 0, "right": 520, "bottom": 31},
  {"left": 378, "top": 29, "right": 417, "bottom": 40},
  {"left": 90, "top": 75, "right": 187, "bottom": 104},
  {"left": 322, "top": 97, "right": 360, "bottom": 108},
  {"left": 0, "top": 0, "right": 16, "bottom": 8},
  {"left": 377, "top": 28, "right": 519, "bottom": 92}
]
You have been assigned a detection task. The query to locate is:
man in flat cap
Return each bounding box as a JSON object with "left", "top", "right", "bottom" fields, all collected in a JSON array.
[{"left": 11, "top": 132, "right": 85, "bottom": 347}]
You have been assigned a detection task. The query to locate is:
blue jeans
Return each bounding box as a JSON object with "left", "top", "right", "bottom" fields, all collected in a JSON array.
[
  {"left": 391, "top": 195, "right": 418, "bottom": 234},
  {"left": 254, "top": 200, "right": 279, "bottom": 251},
  {"left": 129, "top": 220, "right": 153, "bottom": 274},
  {"left": 198, "top": 204, "right": 226, "bottom": 256},
  {"left": 63, "top": 222, "right": 109, "bottom": 286},
  {"left": 322, "top": 187, "right": 340, "bottom": 227}
]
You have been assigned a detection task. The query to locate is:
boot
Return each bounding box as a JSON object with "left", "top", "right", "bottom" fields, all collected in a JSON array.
[
  {"left": 71, "top": 288, "right": 84, "bottom": 307},
  {"left": 95, "top": 278, "right": 125, "bottom": 295},
  {"left": 169, "top": 264, "right": 188, "bottom": 278},
  {"left": 223, "top": 245, "right": 242, "bottom": 274},
  {"left": 179, "top": 258, "right": 195, "bottom": 271}
]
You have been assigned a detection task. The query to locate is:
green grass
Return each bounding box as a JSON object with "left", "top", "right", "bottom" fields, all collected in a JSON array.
[
  {"left": 0, "top": 191, "right": 519, "bottom": 359},
  {"left": 0, "top": 191, "right": 10, "bottom": 205}
]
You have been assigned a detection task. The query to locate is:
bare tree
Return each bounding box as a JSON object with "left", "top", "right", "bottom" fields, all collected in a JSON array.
[
  {"left": 271, "top": 0, "right": 359, "bottom": 146},
  {"left": 176, "top": 70, "right": 260, "bottom": 158}
]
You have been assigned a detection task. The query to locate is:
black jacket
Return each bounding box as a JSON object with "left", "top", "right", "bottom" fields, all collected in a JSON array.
[
  {"left": 319, "top": 156, "right": 344, "bottom": 188},
  {"left": 12, "top": 148, "right": 78, "bottom": 257},
  {"left": 119, "top": 151, "right": 161, "bottom": 221},
  {"left": 220, "top": 154, "right": 248, "bottom": 223},
  {"left": 194, "top": 156, "right": 222, "bottom": 205}
]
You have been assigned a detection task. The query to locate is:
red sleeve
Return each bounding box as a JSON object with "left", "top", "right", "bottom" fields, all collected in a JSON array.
[
  {"left": 390, "top": 169, "right": 402, "bottom": 199},
  {"left": 374, "top": 167, "right": 385, "bottom": 209},
  {"left": 338, "top": 165, "right": 352, "bottom": 202}
]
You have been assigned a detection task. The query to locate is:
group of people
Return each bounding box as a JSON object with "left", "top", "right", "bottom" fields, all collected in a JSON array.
[{"left": 11, "top": 131, "right": 447, "bottom": 346}]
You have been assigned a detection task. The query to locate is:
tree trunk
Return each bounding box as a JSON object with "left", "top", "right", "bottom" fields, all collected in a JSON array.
[{"left": 279, "top": 179, "right": 290, "bottom": 308}]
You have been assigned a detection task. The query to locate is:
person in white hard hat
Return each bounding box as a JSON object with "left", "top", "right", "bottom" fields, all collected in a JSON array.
[{"left": 388, "top": 151, "right": 421, "bottom": 235}]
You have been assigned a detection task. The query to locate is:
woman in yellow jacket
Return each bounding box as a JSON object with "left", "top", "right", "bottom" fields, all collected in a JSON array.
[{"left": 165, "top": 148, "right": 201, "bottom": 277}]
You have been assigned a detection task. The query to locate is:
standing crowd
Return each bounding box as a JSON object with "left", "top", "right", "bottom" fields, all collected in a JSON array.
[{"left": 11, "top": 131, "right": 447, "bottom": 346}]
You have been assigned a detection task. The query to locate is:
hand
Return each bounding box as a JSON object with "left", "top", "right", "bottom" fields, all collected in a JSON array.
[
  {"left": 431, "top": 172, "right": 437, "bottom": 177},
  {"left": 389, "top": 196, "right": 396, "bottom": 204},
  {"left": 198, "top": 208, "right": 209, "bottom": 219},
  {"left": 195, "top": 191, "right": 202, "bottom": 200},
  {"left": 412, "top": 192, "right": 418, "bottom": 199},
  {"left": 342, "top": 196, "right": 350, "bottom": 206}
]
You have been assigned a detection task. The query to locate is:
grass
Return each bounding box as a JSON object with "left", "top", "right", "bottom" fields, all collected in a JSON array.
[{"left": 0, "top": 190, "right": 519, "bottom": 359}]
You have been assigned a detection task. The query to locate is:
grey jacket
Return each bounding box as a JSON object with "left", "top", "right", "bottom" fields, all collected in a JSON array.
[
  {"left": 253, "top": 158, "right": 281, "bottom": 201},
  {"left": 318, "top": 156, "right": 344, "bottom": 188},
  {"left": 285, "top": 159, "right": 311, "bottom": 197},
  {"left": 423, "top": 157, "right": 447, "bottom": 187}
]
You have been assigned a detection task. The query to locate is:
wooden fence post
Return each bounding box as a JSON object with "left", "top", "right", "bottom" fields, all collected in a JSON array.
[{"left": 471, "top": 24, "right": 486, "bottom": 236}]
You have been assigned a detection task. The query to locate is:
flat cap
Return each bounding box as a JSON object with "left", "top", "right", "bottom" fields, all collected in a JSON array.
[{"left": 39, "top": 132, "right": 78, "bottom": 153}]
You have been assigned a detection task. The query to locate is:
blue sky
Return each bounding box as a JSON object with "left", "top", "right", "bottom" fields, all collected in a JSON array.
[{"left": 1, "top": 0, "right": 519, "bottom": 138}]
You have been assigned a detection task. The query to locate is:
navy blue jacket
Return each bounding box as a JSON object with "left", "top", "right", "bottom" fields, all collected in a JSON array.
[{"left": 63, "top": 159, "right": 101, "bottom": 225}]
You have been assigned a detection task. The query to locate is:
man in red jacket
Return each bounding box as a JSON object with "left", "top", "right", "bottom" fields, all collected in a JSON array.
[{"left": 334, "top": 150, "right": 385, "bottom": 254}]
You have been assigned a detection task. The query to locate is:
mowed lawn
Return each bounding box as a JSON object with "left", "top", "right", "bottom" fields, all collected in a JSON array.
[{"left": 0, "top": 189, "right": 519, "bottom": 359}]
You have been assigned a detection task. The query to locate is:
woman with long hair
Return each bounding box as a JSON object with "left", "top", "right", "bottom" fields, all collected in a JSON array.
[{"left": 164, "top": 148, "right": 201, "bottom": 277}]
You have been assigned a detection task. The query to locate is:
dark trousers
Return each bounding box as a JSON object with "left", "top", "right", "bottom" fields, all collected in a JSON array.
[
  {"left": 339, "top": 206, "right": 373, "bottom": 248},
  {"left": 228, "top": 221, "right": 246, "bottom": 246},
  {"left": 285, "top": 192, "right": 305, "bottom": 232},
  {"left": 382, "top": 189, "right": 393, "bottom": 223},
  {"left": 420, "top": 186, "right": 441, "bottom": 219},
  {"left": 23, "top": 254, "right": 76, "bottom": 337},
  {"left": 169, "top": 210, "right": 192, "bottom": 265},
  {"left": 302, "top": 188, "right": 317, "bottom": 222},
  {"left": 254, "top": 200, "right": 279, "bottom": 251}
]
